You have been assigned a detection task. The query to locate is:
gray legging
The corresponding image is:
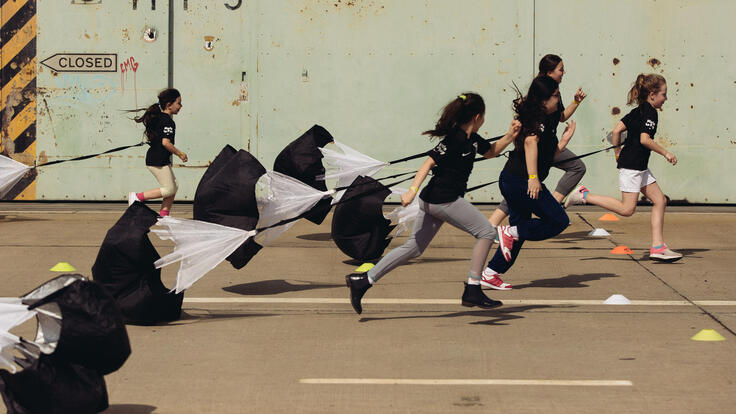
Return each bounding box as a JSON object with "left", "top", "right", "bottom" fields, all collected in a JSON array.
[
  {"left": 498, "top": 147, "right": 586, "bottom": 214},
  {"left": 367, "top": 197, "right": 496, "bottom": 283}
]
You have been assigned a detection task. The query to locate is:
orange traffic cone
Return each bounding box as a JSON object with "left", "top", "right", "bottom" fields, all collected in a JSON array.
[
  {"left": 599, "top": 213, "right": 620, "bottom": 221},
  {"left": 610, "top": 245, "right": 633, "bottom": 254}
]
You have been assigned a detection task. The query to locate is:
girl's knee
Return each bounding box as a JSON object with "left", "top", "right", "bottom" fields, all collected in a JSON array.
[
  {"left": 161, "top": 184, "right": 178, "bottom": 198},
  {"left": 620, "top": 206, "right": 636, "bottom": 217},
  {"left": 477, "top": 222, "right": 496, "bottom": 240}
]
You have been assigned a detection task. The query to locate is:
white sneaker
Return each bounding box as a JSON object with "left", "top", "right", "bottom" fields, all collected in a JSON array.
[
  {"left": 564, "top": 185, "right": 589, "bottom": 208},
  {"left": 127, "top": 192, "right": 139, "bottom": 206},
  {"left": 649, "top": 244, "right": 683, "bottom": 262}
]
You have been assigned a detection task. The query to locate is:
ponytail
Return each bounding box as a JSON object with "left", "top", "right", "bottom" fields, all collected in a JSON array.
[
  {"left": 423, "top": 92, "right": 485, "bottom": 138},
  {"left": 627, "top": 74, "right": 665, "bottom": 106},
  {"left": 131, "top": 88, "right": 180, "bottom": 141}
]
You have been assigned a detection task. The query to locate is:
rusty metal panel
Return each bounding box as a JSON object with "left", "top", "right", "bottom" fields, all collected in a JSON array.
[
  {"left": 534, "top": 0, "right": 736, "bottom": 203},
  {"left": 250, "top": 0, "right": 535, "bottom": 203}
]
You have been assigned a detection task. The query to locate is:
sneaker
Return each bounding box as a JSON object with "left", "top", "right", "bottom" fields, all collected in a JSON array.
[
  {"left": 564, "top": 185, "right": 589, "bottom": 208},
  {"left": 345, "top": 273, "right": 372, "bottom": 314},
  {"left": 480, "top": 269, "right": 512, "bottom": 290},
  {"left": 127, "top": 192, "right": 139, "bottom": 206},
  {"left": 497, "top": 225, "right": 515, "bottom": 262},
  {"left": 461, "top": 283, "right": 503, "bottom": 309},
  {"left": 649, "top": 244, "right": 683, "bottom": 262}
]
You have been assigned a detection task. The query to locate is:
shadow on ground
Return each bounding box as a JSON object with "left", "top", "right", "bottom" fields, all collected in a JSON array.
[
  {"left": 514, "top": 273, "right": 618, "bottom": 289},
  {"left": 223, "top": 279, "right": 343, "bottom": 295},
  {"left": 103, "top": 404, "right": 157, "bottom": 414},
  {"left": 359, "top": 305, "right": 556, "bottom": 326},
  {"left": 296, "top": 232, "right": 333, "bottom": 241}
]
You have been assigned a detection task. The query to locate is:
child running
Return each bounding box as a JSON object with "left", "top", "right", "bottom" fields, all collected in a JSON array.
[
  {"left": 345, "top": 93, "right": 521, "bottom": 314},
  {"left": 484, "top": 54, "right": 586, "bottom": 290},
  {"left": 127, "top": 88, "right": 187, "bottom": 217},
  {"left": 481, "top": 76, "right": 576, "bottom": 287},
  {"left": 565, "top": 73, "right": 682, "bottom": 262}
]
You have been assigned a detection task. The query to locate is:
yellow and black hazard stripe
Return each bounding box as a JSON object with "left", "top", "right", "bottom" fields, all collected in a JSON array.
[{"left": 1, "top": 0, "right": 37, "bottom": 200}]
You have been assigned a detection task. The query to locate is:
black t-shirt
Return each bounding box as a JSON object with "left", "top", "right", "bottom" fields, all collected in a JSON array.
[
  {"left": 503, "top": 122, "right": 559, "bottom": 182},
  {"left": 419, "top": 128, "right": 491, "bottom": 204},
  {"left": 145, "top": 113, "right": 176, "bottom": 166},
  {"left": 616, "top": 102, "right": 657, "bottom": 171},
  {"left": 544, "top": 99, "right": 564, "bottom": 137}
]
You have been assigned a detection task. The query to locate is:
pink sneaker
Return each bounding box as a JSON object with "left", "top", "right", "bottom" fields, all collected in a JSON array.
[
  {"left": 497, "top": 225, "right": 515, "bottom": 262},
  {"left": 480, "top": 269, "right": 512, "bottom": 290},
  {"left": 564, "top": 185, "right": 589, "bottom": 208},
  {"left": 649, "top": 244, "right": 683, "bottom": 262}
]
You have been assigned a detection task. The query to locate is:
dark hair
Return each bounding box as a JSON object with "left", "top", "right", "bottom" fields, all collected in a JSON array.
[
  {"left": 538, "top": 54, "right": 562, "bottom": 77},
  {"left": 512, "top": 75, "right": 559, "bottom": 143},
  {"left": 133, "top": 88, "right": 180, "bottom": 140},
  {"left": 423, "top": 92, "right": 485, "bottom": 137},
  {"left": 627, "top": 73, "right": 665, "bottom": 106}
]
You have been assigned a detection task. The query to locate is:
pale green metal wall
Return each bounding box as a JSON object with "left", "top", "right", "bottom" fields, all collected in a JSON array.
[{"left": 29, "top": 0, "right": 736, "bottom": 202}]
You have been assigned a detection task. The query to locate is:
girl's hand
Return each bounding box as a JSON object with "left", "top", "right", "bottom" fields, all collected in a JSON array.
[
  {"left": 561, "top": 120, "right": 576, "bottom": 142},
  {"left": 527, "top": 177, "right": 542, "bottom": 199},
  {"left": 664, "top": 152, "right": 677, "bottom": 165},
  {"left": 573, "top": 88, "right": 587, "bottom": 103},
  {"left": 401, "top": 191, "right": 416, "bottom": 207},
  {"left": 614, "top": 149, "right": 621, "bottom": 161},
  {"left": 508, "top": 119, "right": 522, "bottom": 137},
  {"left": 178, "top": 152, "right": 188, "bottom": 162}
]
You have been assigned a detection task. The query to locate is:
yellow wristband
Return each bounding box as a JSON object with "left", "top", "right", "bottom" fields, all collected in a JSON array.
[
  {"left": 528, "top": 174, "right": 537, "bottom": 180},
  {"left": 410, "top": 186, "right": 418, "bottom": 193},
  {"left": 574, "top": 97, "right": 582, "bottom": 104}
]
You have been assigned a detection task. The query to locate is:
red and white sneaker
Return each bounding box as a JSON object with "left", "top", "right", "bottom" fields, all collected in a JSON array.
[
  {"left": 480, "top": 269, "right": 512, "bottom": 290},
  {"left": 564, "top": 185, "right": 589, "bottom": 208},
  {"left": 649, "top": 244, "right": 683, "bottom": 262},
  {"left": 497, "top": 225, "right": 515, "bottom": 262}
]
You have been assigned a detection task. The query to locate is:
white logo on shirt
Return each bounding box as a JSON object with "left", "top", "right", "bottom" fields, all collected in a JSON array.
[
  {"left": 539, "top": 124, "right": 545, "bottom": 132},
  {"left": 434, "top": 142, "right": 447, "bottom": 155},
  {"left": 645, "top": 119, "right": 656, "bottom": 129},
  {"left": 163, "top": 126, "right": 174, "bottom": 135}
]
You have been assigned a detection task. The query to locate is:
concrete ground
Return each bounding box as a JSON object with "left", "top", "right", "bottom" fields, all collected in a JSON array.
[{"left": 1, "top": 203, "right": 735, "bottom": 414}]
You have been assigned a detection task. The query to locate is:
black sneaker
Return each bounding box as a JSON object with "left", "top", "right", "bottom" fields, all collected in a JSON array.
[
  {"left": 346, "top": 273, "right": 372, "bottom": 314},
  {"left": 461, "top": 283, "right": 502, "bottom": 309}
]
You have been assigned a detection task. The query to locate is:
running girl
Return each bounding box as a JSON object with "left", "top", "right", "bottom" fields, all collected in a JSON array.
[
  {"left": 127, "top": 88, "right": 187, "bottom": 217},
  {"left": 566, "top": 74, "right": 682, "bottom": 262},
  {"left": 484, "top": 54, "right": 586, "bottom": 290},
  {"left": 346, "top": 93, "right": 521, "bottom": 314},
  {"left": 482, "top": 76, "right": 576, "bottom": 287}
]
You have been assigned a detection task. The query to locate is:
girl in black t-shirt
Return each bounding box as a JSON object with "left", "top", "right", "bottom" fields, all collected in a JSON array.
[
  {"left": 484, "top": 54, "right": 587, "bottom": 290},
  {"left": 482, "top": 76, "right": 576, "bottom": 284},
  {"left": 127, "top": 88, "right": 188, "bottom": 217},
  {"left": 565, "top": 74, "right": 681, "bottom": 262},
  {"left": 346, "top": 93, "right": 521, "bottom": 314}
]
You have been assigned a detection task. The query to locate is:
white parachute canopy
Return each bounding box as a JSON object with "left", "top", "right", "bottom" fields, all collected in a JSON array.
[
  {"left": 0, "top": 330, "right": 21, "bottom": 373},
  {"left": 254, "top": 171, "right": 334, "bottom": 246},
  {"left": 152, "top": 217, "right": 256, "bottom": 293},
  {"left": 0, "top": 154, "right": 32, "bottom": 199},
  {"left": 385, "top": 187, "right": 420, "bottom": 238},
  {"left": 319, "top": 141, "right": 388, "bottom": 201},
  {"left": 0, "top": 298, "right": 37, "bottom": 332}
]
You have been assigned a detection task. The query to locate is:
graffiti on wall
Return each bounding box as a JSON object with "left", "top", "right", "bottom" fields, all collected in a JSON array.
[{"left": 120, "top": 56, "right": 140, "bottom": 107}]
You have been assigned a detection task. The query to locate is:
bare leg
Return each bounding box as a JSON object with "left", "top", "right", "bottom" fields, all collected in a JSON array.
[
  {"left": 142, "top": 188, "right": 163, "bottom": 200},
  {"left": 488, "top": 208, "right": 507, "bottom": 226},
  {"left": 640, "top": 182, "right": 666, "bottom": 246},
  {"left": 161, "top": 195, "right": 175, "bottom": 212},
  {"left": 584, "top": 191, "right": 639, "bottom": 217},
  {"left": 552, "top": 191, "right": 565, "bottom": 203}
]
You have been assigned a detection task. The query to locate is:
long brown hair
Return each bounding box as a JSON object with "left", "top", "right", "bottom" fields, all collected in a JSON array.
[
  {"left": 423, "top": 92, "right": 485, "bottom": 138},
  {"left": 627, "top": 74, "right": 665, "bottom": 106},
  {"left": 132, "top": 88, "right": 180, "bottom": 140},
  {"left": 512, "top": 75, "right": 559, "bottom": 144}
]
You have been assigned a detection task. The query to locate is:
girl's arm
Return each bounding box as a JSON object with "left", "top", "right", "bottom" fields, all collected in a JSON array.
[
  {"left": 639, "top": 133, "right": 677, "bottom": 165},
  {"left": 162, "top": 138, "right": 188, "bottom": 162},
  {"left": 554, "top": 120, "right": 576, "bottom": 157},
  {"left": 560, "top": 88, "right": 586, "bottom": 122},
  {"left": 483, "top": 120, "right": 521, "bottom": 158},
  {"left": 524, "top": 135, "right": 542, "bottom": 199},
  {"left": 401, "top": 157, "right": 435, "bottom": 206},
  {"left": 611, "top": 121, "right": 626, "bottom": 160}
]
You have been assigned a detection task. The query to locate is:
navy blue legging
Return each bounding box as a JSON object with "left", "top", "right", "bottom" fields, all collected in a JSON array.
[{"left": 487, "top": 170, "right": 569, "bottom": 273}]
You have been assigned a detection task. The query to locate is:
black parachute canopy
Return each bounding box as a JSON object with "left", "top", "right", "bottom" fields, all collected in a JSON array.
[
  {"left": 331, "top": 175, "right": 396, "bottom": 261},
  {"left": 273, "top": 125, "right": 334, "bottom": 225},
  {"left": 92, "top": 202, "right": 184, "bottom": 325},
  {"left": 194, "top": 145, "right": 266, "bottom": 269}
]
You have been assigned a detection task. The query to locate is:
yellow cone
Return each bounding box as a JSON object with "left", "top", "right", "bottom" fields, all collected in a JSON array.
[
  {"left": 691, "top": 329, "right": 726, "bottom": 341},
  {"left": 50, "top": 262, "right": 76, "bottom": 272},
  {"left": 354, "top": 263, "right": 375, "bottom": 273}
]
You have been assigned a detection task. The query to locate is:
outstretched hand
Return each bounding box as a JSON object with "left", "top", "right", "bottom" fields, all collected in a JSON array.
[
  {"left": 561, "top": 120, "right": 576, "bottom": 142},
  {"left": 573, "top": 88, "right": 587, "bottom": 103},
  {"left": 508, "top": 119, "right": 522, "bottom": 137},
  {"left": 401, "top": 191, "right": 416, "bottom": 207},
  {"left": 664, "top": 152, "right": 677, "bottom": 165}
]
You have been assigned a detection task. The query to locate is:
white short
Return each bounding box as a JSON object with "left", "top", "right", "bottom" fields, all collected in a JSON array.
[{"left": 618, "top": 168, "right": 656, "bottom": 193}]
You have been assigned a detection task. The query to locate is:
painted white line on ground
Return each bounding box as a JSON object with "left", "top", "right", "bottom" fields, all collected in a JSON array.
[
  {"left": 299, "top": 378, "right": 633, "bottom": 386},
  {"left": 183, "top": 297, "right": 736, "bottom": 306}
]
